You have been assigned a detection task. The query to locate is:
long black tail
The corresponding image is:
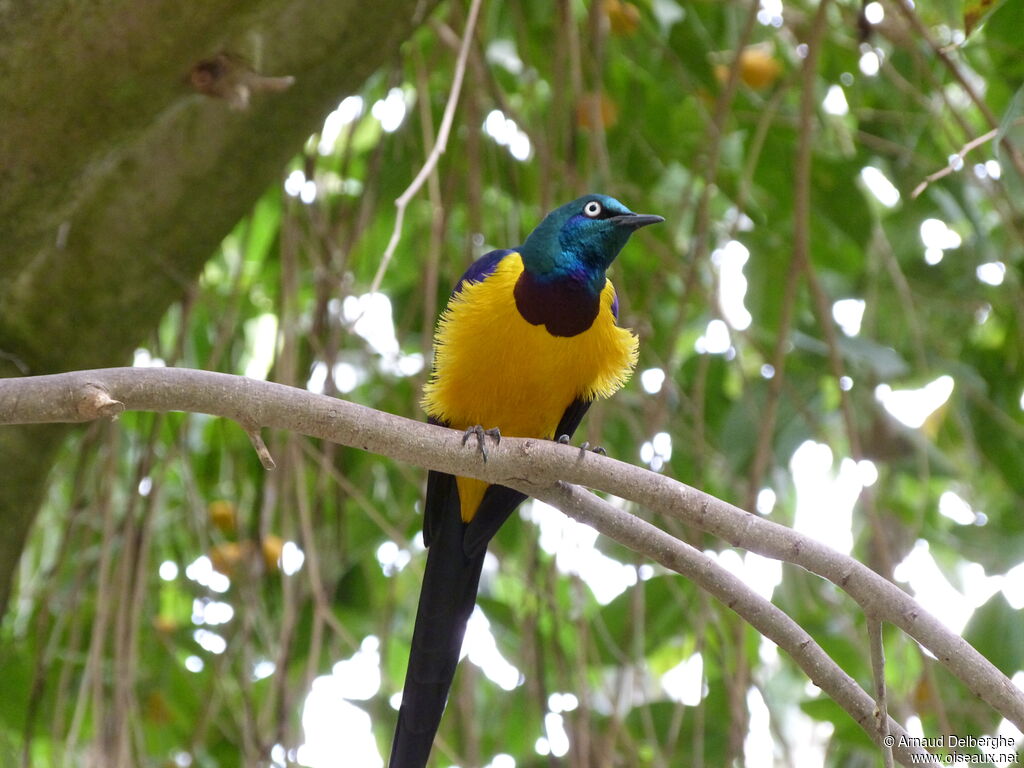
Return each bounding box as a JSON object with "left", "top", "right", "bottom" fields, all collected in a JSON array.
[
  {"left": 389, "top": 496, "right": 485, "bottom": 767},
  {"left": 389, "top": 473, "right": 526, "bottom": 768}
]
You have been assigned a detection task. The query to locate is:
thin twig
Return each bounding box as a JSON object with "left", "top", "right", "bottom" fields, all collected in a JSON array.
[
  {"left": 912, "top": 127, "right": 997, "bottom": 199},
  {"left": 246, "top": 427, "right": 277, "bottom": 469},
  {"left": 893, "top": 0, "right": 1024, "bottom": 183},
  {"left": 912, "top": 119, "right": 1024, "bottom": 198},
  {"left": 368, "top": 0, "right": 484, "bottom": 295},
  {"left": 64, "top": 434, "right": 120, "bottom": 765},
  {"left": 744, "top": 251, "right": 802, "bottom": 512},
  {"left": 745, "top": 0, "right": 831, "bottom": 511},
  {"left": 666, "top": 0, "right": 763, "bottom": 380},
  {"left": 867, "top": 615, "right": 895, "bottom": 768},
  {"left": 292, "top": 441, "right": 358, "bottom": 648},
  {"left": 413, "top": 47, "right": 445, "bottom": 374}
]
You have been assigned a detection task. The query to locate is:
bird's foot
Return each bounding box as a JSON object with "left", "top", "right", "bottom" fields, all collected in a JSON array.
[
  {"left": 463, "top": 425, "right": 501, "bottom": 462},
  {"left": 557, "top": 434, "right": 607, "bottom": 458}
]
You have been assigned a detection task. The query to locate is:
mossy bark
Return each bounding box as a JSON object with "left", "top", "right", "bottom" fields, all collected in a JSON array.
[{"left": 0, "top": 0, "right": 439, "bottom": 615}]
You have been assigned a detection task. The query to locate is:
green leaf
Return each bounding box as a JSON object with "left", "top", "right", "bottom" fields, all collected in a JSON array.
[
  {"left": 837, "top": 336, "right": 911, "bottom": 380},
  {"left": 594, "top": 576, "right": 697, "bottom": 665},
  {"left": 801, "top": 697, "right": 876, "bottom": 751},
  {"left": 963, "top": 592, "right": 1024, "bottom": 676},
  {"left": 995, "top": 83, "right": 1024, "bottom": 163},
  {"left": 964, "top": 0, "right": 1003, "bottom": 35}
]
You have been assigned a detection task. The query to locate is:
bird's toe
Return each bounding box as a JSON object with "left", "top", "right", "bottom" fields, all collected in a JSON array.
[{"left": 463, "top": 425, "right": 501, "bottom": 462}]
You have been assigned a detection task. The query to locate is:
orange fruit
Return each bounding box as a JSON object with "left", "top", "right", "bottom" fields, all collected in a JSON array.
[
  {"left": 152, "top": 615, "right": 177, "bottom": 633},
  {"left": 144, "top": 691, "right": 173, "bottom": 724},
  {"left": 715, "top": 48, "right": 783, "bottom": 90},
  {"left": 575, "top": 92, "right": 619, "bottom": 131},
  {"left": 208, "top": 500, "right": 237, "bottom": 534},
  {"left": 210, "top": 542, "right": 244, "bottom": 575},
  {"left": 604, "top": 0, "right": 641, "bottom": 36},
  {"left": 262, "top": 534, "right": 284, "bottom": 572}
]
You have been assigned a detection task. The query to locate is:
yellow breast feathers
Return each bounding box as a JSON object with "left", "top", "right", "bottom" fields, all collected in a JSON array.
[{"left": 423, "top": 251, "right": 637, "bottom": 443}]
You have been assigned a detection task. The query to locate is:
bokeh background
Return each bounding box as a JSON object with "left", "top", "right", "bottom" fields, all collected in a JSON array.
[{"left": 3, "top": 0, "right": 1024, "bottom": 765}]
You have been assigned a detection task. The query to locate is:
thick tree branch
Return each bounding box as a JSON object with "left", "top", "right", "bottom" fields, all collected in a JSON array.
[{"left": 2, "top": 367, "right": 1022, "bottom": 737}]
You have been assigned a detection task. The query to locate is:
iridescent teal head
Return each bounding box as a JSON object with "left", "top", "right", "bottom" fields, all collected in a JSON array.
[{"left": 519, "top": 194, "right": 663, "bottom": 289}]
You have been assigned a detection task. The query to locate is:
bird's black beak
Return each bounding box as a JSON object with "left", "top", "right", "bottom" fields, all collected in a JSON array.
[{"left": 611, "top": 213, "right": 665, "bottom": 230}]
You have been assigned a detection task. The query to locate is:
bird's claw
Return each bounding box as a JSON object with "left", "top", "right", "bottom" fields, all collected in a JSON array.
[
  {"left": 557, "top": 435, "right": 607, "bottom": 457},
  {"left": 463, "top": 425, "right": 501, "bottom": 462}
]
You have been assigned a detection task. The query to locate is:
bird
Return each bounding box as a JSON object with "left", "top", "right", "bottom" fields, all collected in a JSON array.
[{"left": 389, "top": 194, "right": 663, "bottom": 767}]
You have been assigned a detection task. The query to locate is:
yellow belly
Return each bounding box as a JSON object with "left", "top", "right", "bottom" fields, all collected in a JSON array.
[{"left": 422, "top": 252, "right": 638, "bottom": 520}]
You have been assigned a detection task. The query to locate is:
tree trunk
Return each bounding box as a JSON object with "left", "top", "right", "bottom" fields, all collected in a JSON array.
[{"left": 0, "top": 0, "right": 440, "bottom": 616}]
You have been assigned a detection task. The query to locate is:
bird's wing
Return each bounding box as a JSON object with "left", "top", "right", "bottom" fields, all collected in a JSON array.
[{"left": 452, "top": 248, "right": 517, "bottom": 295}]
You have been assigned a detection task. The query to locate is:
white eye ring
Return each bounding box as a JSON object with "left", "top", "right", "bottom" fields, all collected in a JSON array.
[{"left": 583, "top": 200, "right": 603, "bottom": 218}]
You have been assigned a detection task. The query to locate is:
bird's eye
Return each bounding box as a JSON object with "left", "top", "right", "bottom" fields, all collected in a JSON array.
[{"left": 583, "top": 200, "right": 603, "bottom": 218}]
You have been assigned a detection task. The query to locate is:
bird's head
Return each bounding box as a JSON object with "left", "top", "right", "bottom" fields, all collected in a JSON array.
[{"left": 519, "top": 194, "right": 663, "bottom": 289}]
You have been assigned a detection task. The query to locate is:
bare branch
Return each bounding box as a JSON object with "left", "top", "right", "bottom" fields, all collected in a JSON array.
[
  {"left": 911, "top": 118, "right": 1024, "bottom": 199},
  {"left": 246, "top": 428, "right": 277, "bottom": 470},
  {"left": 867, "top": 615, "right": 895, "bottom": 768},
  {"left": 515, "top": 481, "right": 928, "bottom": 766},
  {"left": 912, "top": 126, "right": 999, "bottom": 199},
  {"left": 893, "top": 0, "right": 1024, "bottom": 183},
  {"left": 369, "top": 0, "right": 484, "bottom": 295},
  {"left": 2, "top": 367, "right": 1022, "bottom": 733}
]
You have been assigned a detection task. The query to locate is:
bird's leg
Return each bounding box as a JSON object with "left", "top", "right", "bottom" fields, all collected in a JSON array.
[
  {"left": 557, "top": 434, "right": 607, "bottom": 457},
  {"left": 462, "top": 425, "right": 502, "bottom": 462}
]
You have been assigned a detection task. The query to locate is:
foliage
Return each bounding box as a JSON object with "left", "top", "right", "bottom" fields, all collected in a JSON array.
[{"left": 4, "top": 0, "right": 1024, "bottom": 766}]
